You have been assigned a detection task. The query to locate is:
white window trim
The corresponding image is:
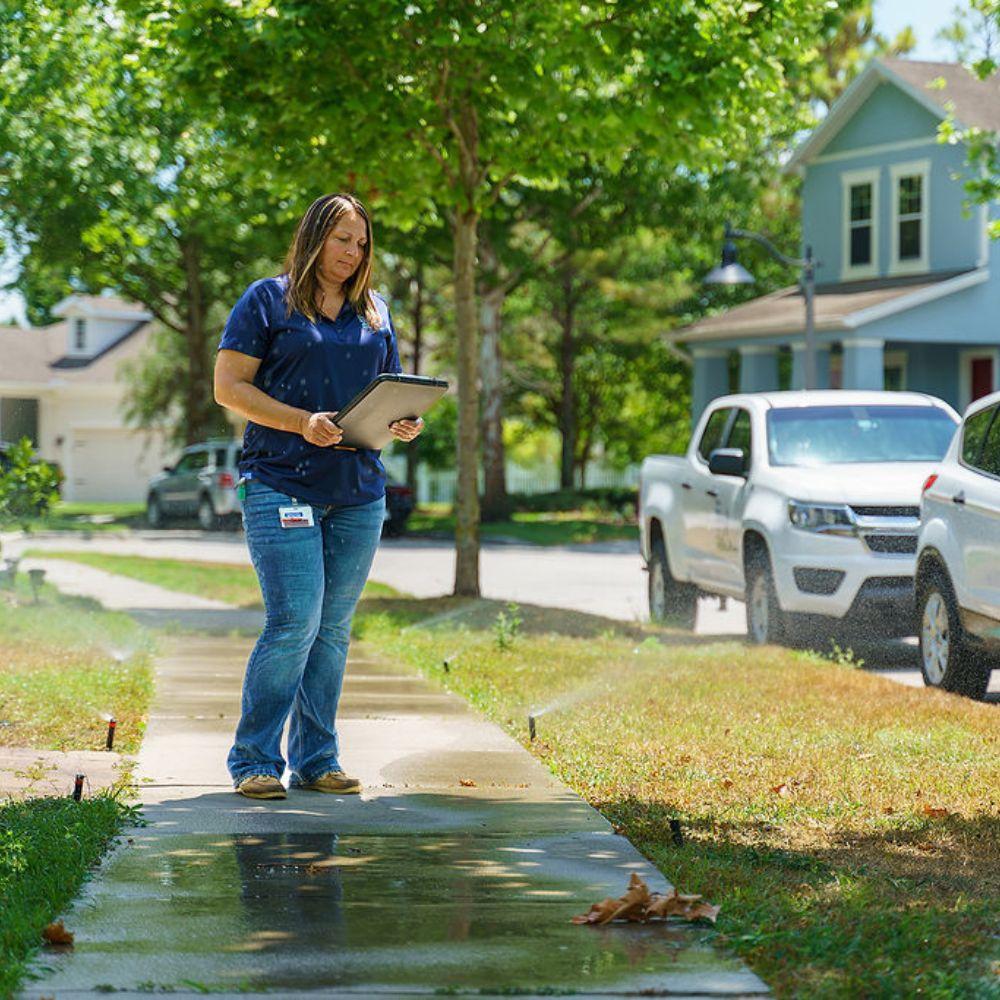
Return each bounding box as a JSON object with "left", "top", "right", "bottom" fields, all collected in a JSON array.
[
  {"left": 883, "top": 349, "right": 908, "bottom": 391},
  {"left": 841, "top": 167, "right": 880, "bottom": 281},
  {"left": 889, "top": 159, "right": 930, "bottom": 276},
  {"left": 959, "top": 348, "right": 999, "bottom": 411}
]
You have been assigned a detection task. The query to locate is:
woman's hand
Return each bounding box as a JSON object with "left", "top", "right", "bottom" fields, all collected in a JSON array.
[
  {"left": 300, "top": 411, "right": 344, "bottom": 446},
  {"left": 388, "top": 417, "right": 424, "bottom": 443}
]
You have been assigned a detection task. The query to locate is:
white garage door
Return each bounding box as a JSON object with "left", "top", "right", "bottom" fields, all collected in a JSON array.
[{"left": 70, "top": 429, "right": 166, "bottom": 503}]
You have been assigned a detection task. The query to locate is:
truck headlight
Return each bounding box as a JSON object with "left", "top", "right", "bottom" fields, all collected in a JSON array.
[{"left": 787, "top": 501, "right": 855, "bottom": 536}]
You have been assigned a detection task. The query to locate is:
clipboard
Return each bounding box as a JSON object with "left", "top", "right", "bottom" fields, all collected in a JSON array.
[{"left": 334, "top": 373, "right": 449, "bottom": 449}]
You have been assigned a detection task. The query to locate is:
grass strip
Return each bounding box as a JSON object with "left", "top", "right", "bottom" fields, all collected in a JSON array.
[
  {"left": 22, "top": 550, "right": 395, "bottom": 612},
  {"left": 351, "top": 592, "right": 1000, "bottom": 999},
  {"left": 0, "top": 793, "right": 137, "bottom": 998},
  {"left": 0, "top": 579, "right": 153, "bottom": 753},
  {"left": 406, "top": 507, "right": 637, "bottom": 545}
]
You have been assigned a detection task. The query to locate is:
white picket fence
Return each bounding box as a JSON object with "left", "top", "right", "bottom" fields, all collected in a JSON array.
[{"left": 382, "top": 456, "right": 640, "bottom": 505}]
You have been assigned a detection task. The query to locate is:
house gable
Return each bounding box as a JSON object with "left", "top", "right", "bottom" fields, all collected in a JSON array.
[
  {"left": 822, "top": 82, "right": 940, "bottom": 157},
  {"left": 52, "top": 293, "right": 152, "bottom": 361}
]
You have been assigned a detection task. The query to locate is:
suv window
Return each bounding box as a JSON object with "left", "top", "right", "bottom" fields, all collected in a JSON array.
[
  {"left": 961, "top": 405, "right": 996, "bottom": 471},
  {"left": 175, "top": 450, "right": 209, "bottom": 473},
  {"left": 215, "top": 448, "right": 229, "bottom": 468},
  {"left": 724, "top": 409, "right": 752, "bottom": 470},
  {"left": 697, "top": 408, "right": 731, "bottom": 462},
  {"left": 976, "top": 406, "right": 1000, "bottom": 476}
]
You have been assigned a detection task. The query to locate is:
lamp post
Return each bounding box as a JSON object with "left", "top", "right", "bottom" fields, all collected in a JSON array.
[{"left": 703, "top": 222, "right": 818, "bottom": 390}]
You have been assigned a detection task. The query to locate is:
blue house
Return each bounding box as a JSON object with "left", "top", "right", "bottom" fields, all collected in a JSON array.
[{"left": 678, "top": 59, "right": 1000, "bottom": 418}]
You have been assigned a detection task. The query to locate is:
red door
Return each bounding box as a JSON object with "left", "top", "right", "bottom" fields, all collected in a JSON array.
[{"left": 971, "top": 357, "right": 994, "bottom": 402}]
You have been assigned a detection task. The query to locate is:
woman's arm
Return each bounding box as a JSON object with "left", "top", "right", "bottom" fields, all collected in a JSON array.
[{"left": 214, "top": 349, "right": 344, "bottom": 447}]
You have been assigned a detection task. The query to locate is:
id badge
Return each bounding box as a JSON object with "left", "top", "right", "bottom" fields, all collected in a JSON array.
[{"left": 278, "top": 505, "right": 315, "bottom": 528}]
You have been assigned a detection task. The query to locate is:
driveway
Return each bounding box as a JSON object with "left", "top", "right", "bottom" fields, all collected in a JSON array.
[{"left": 11, "top": 530, "right": 998, "bottom": 699}]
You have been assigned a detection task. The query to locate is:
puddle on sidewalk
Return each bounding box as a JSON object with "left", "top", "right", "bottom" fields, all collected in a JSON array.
[{"left": 27, "top": 832, "right": 758, "bottom": 996}]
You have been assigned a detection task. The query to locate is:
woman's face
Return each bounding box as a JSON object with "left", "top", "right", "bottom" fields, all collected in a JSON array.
[{"left": 318, "top": 210, "right": 369, "bottom": 286}]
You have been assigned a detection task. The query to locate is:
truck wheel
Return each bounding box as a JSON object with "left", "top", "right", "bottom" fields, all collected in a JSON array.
[
  {"left": 746, "top": 557, "right": 787, "bottom": 645},
  {"left": 197, "top": 494, "right": 219, "bottom": 532},
  {"left": 918, "top": 569, "right": 990, "bottom": 700},
  {"left": 147, "top": 494, "right": 164, "bottom": 529},
  {"left": 648, "top": 538, "right": 697, "bottom": 629}
]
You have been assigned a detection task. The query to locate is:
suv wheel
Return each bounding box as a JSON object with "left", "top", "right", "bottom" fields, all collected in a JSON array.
[
  {"left": 746, "top": 555, "right": 787, "bottom": 646},
  {"left": 197, "top": 494, "right": 218, "bottom": 532},
  {"left": 147, "top": 494, "right": 164, "bottom": 529},
  {"left": 917, "top": 568, "right": 990, "bottom": 700},
  {"left": 648, "top": 537, "right": 697, "bottom": 629}
]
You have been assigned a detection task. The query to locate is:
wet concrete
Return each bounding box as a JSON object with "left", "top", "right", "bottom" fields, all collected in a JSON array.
[
  {"left": 0, "top": 747, "right": 125, "bottom": 799},
  {"left": 25, "top": 831, "right": 763, "bottom": 997},
  {"left": 21, "top": 609, "right": 769, "bottom": 996}
]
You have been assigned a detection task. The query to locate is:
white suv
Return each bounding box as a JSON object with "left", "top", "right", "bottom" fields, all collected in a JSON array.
[{"left": 915, "top": 391, "right": 1000, "bottom": 700}]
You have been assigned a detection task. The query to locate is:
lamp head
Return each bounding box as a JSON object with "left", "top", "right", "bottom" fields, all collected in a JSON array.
[{"left": 703, "top": 237, "right": 755, "bottom": 286}]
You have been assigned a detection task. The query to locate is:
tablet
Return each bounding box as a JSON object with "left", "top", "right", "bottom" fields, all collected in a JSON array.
[{"left": 333, "top": 373, "right": 450, "bottom": 449}]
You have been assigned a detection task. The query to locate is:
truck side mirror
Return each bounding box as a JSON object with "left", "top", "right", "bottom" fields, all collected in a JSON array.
[{"left": 708, "top": 448, "right": 747, "bottom": 478}]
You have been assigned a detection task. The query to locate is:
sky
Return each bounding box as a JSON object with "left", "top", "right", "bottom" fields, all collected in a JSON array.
[
  {"left": 876, "top": 0, "right": 961, "bottom": 60},
  {"left": 0, "top": 1, "right": 969, "bottom": 328}
]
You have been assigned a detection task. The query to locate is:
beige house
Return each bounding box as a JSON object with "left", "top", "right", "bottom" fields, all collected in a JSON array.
[{"left": 0, "top": 293, "right": 173, "bottom": 502}]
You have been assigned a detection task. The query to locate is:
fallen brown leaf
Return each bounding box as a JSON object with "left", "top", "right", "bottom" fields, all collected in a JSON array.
[
  {"left": 458, "top": 778, "right": 476, "bottom": 787},
  {"left": 883, "top": 806, "right": 895, "bottom": 815},
  {"left": 922, "top": 804, "right": 950, "bottom": 819},
  {"left": 677, "top": 754, "right": 692, "bottom": 764},
  {"left": 721, "top": 779, "right": 734, "bottom": 789},
  {"left": 42, "top": 921, "right": 74, "bottom": 946},
  {"left": 771, "top": 783, "right": 790, "bottom": 797},
  {"left": 573, "top": 876, "right": 720, "bottom": 927},
  {"left": 916, "top": 841, "right": 936, "bottom": 852}
]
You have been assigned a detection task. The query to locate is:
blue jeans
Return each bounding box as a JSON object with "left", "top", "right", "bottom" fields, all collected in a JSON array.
[{"left": 228, "top": 480, "right": 385, "bottom": 786}]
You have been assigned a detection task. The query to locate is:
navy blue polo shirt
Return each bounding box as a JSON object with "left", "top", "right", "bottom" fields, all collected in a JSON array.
[{"left": 218, "top": 275, "right": 402, "bottom": 506}]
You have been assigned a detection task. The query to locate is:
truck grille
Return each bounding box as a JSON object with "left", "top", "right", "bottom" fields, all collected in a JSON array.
[
  {"left": 850, "top": 505, "right": 920, "bottom": 518},
  {"left": 864, "top": 534, "right": 918, "bottom": 555}
]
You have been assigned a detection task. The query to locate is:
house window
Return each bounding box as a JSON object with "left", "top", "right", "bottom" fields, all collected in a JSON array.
[
  {"left": 883, "top": 350, "right": 908, "bottom": 392},
  {"left": 0, "top": 397, "right": 40, "bottom": 446},
  {"left": 849, "top": 183, "right": 873, "bottom": 267},
  {"left": 73, "top": 318, "right": 86, "bottom": 351},
  {"left": 890, "top": 159, "right": 929, "bottom": 274},
  {"left": 841, "top": 168, "right": 879, "bottom": 280}
]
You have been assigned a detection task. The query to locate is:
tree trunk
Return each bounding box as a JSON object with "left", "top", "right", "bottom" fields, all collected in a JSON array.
[
  {"left": 405, "top": 264, "right": 425, "bottom": 493},
  {"left": 452, "top": 205, "right": 481, "bottom": 596},
  {"left": 479, "top": 284, "right": 509, "bottom": 521},
  {"left": 180, "top": 238, "right": 213, "bottom": 445},
  {"left": 558, "top": 271, "right": 576, "bottom": 491}
]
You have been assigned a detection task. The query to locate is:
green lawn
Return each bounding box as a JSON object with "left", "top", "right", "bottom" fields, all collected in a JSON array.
[
  {"left": 407, "top": 505, "right": 637, "bottom": 545},
  {"left": 0, "top": 795, "right": 138, "bottom": 997},
  {"left": 24, "top": 501, "right": 147, "bottom": 533},
  {"left": 12, "top": 554, "right": 999, "bottom": 996},
  {"left": 0, "top": 577, "right": 154, "bottom": 753}
]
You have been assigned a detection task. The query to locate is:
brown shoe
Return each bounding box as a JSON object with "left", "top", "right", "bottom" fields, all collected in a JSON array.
[
  {"left": 299, "top": 770, "right": 361, "bottom": 795},
  {"left": 235, "top": 774, "right": 286, "bottom": 799}
]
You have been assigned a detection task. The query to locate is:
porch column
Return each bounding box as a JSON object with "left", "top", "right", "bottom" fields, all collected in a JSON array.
[
  {"left": 739, "top": 345, "right": 779, "bottom": 393},
  {"left": 842, "top": 339, "right": 885, "bottom": 390},
  {"left": 790, "top": 343, "right": 831, "bottom": 390},
  {"left": 691, "top": 348, "right": 729, "bottom": 422}
]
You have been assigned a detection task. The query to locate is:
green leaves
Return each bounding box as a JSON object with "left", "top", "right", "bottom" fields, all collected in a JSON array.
[{"left": 0, "top": 438, "right": 62, "bottom": 530}]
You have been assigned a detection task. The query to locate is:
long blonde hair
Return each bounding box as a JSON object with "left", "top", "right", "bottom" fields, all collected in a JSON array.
[{"left": 282, "top": 193, "right": 381, "bottom": 328}]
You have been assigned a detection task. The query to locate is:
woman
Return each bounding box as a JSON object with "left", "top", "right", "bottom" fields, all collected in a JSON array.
[{"left": 214, "top": 192, "right": 423, "bottom": 800}]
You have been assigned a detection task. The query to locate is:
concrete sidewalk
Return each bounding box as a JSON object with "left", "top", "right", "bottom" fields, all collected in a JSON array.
[{"left": 18, "top": 569, "right": 769, "bottom": 998}]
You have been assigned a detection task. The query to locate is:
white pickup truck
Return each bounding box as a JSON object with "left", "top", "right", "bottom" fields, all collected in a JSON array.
[{"left": 639, "top": 391, "right": 959, "bottom": 643}]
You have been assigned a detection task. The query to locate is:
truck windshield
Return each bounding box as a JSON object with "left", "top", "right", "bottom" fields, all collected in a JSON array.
[{"left": 767, "top": 405, "right": 957, "bottom": 466}]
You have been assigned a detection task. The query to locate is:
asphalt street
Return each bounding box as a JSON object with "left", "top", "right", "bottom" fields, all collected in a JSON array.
[{"left": 10, "top": 529, "right": 999, "bottom": 699}]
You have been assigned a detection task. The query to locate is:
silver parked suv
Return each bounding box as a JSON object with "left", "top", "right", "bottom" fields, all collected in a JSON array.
[{"left": 146, "top": 438, "right": 242, "bottom": 531}]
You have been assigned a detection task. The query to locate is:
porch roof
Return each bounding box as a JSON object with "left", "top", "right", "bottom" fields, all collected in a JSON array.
[{"left": 673, "top": 268, "right": 987, "bottom": 345}]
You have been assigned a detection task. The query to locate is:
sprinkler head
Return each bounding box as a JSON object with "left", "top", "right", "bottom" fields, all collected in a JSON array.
[
  {"left": 27, "top": 567, "right": 46, "bottom": 603},
  {"left": 669, "top": 818, "right": 684, "bottom": 847},
  {"left": 105, "top": 717, "right": 117, "bottom": 751},
  {"left": 72, "top": 773, "right": 85, "bottom": 801},
  {"left": 528, "top": 715, "right": 537, "bottom": 742}
]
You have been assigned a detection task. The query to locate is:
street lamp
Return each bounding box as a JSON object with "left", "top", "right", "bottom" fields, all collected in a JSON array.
[{"left": 704, "top": 222, "right": 818, "bottom": 390}]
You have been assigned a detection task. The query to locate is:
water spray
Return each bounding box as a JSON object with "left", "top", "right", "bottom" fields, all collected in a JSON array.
[{"left": 72, "top": 773, "right": 85, "bottom": 801}]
